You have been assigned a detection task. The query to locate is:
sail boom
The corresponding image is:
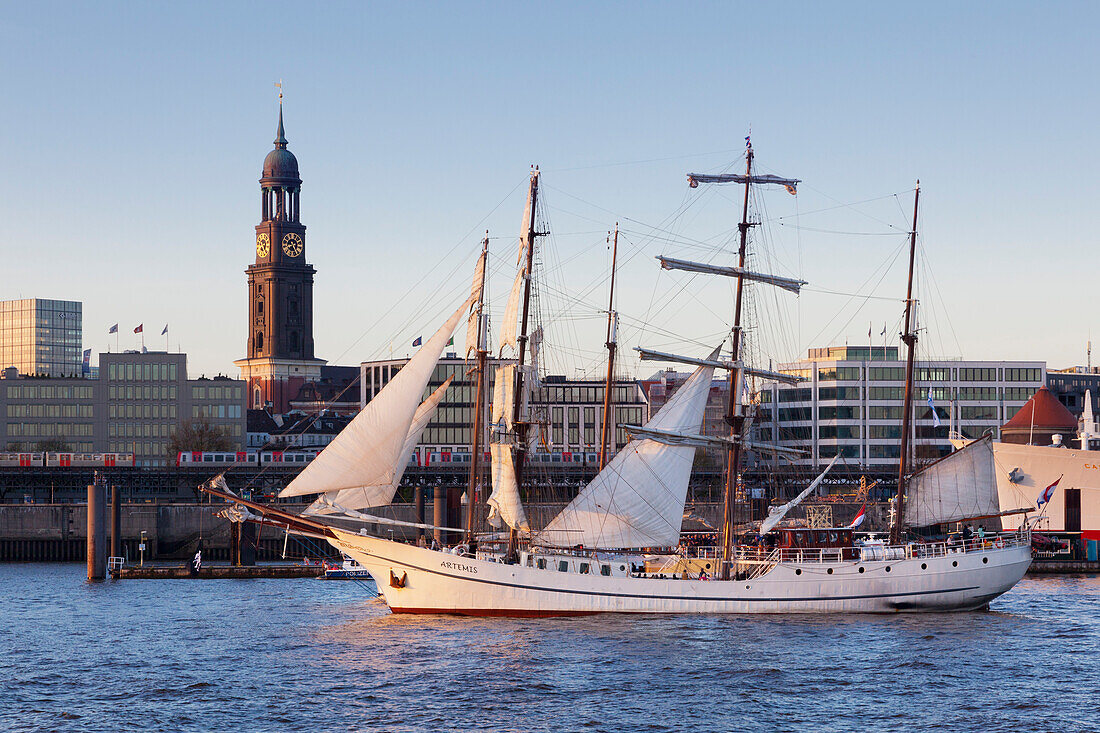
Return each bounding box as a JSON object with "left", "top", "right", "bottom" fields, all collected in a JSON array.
[
  {"left": 622, "top": 425, "right": 807, "bottom": 457},
  {"left": 657, "top": 256, "right": 806, "bottom": 293}
]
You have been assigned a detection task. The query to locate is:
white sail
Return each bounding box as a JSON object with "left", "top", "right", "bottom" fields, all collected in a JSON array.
[
  {"left": 305, "top": 377, "right": 453, "bottom": 515},
  {"left": 499, "top": 262, "right": 525, "bottom": 354},
  {"left": 759, "top": 456, "right": 839, "bottom": 534},
  {"left": 465, "top": 250, "right": 486, "bottom": 357},
  {"left": 487, "top": 443, "right": 530, "bottom": 531},
  {"left": 491, "top": 364, "right": 515, "bottom": 431},
  {"left": 535, "top": 354, "right": 717, "bottom": 548},
  {"left": 280, "top": 294, "right": 475, "bottom": 499},
  {"left": 907, "top": 434, "right": 1000, "bottom": 527}
]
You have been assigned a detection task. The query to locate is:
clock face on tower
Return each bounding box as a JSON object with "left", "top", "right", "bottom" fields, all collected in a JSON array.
[
  {"left": 282, "top": 232, "right": 304, "bottom": 258},
  {"left": 256, "top": 233, "right": 270, "bottom": 258}
]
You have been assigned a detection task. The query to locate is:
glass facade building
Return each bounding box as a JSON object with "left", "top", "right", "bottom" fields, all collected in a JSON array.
[
  {"left": 0, "top": 299, "right": 83, "bottom": 377},
  {"left": 753, "top": 346, "right": 1046, "bottom": 469}
]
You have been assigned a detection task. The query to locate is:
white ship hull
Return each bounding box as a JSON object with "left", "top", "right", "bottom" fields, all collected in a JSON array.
[{"left": 329, "top": 529, "right": 1031, "bottom": 616}]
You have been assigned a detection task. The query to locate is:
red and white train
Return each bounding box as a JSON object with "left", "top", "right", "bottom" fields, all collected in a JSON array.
[
  {"left": 0, "top": 452, "right": 136, "bottom": 468},
  {"left": 175, "top": 448, "right": 603, "bottom": 468}
]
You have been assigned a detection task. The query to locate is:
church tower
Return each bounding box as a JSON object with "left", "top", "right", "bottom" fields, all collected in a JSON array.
[{"left": 235, "top": 103, "right": 325, "bottom": 412}]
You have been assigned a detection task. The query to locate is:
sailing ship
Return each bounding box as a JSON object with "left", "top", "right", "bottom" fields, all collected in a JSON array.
[{"left": 206, "top": 151, "right": 1033, "bottom": 615}]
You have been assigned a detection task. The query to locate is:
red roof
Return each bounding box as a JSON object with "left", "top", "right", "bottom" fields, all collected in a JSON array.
[{"left": 1001, "top": 386, "right": 1077, "bottom": 431}]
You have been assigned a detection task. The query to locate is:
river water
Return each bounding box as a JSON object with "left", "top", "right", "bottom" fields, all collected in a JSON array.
[{"left": 2, "top": 564, "right": 1097, "bottom": 732}]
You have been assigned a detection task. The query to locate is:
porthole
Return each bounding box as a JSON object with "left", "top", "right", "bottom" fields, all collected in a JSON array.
[
  {"left": 858, "top": 566, "right": 865, "bottom": 573},
  {"left": 827, "top": 568, "right": 833, "bottom": 575},
  {"left": 745, "top": 585, "right": 751, "bottom": 590},
  {"left": 620, "top": 565, "right": 626, "bottom": 571},
  {"left": 885, "top": 566, "right": 891, "bottom": 573},
  {"left": 952, "top": 561, "right": 958, "bottom": 567},
  {"left": 921, "top": 563, "right": 927, "bottom": 570},
  {"left": 705, "top": 563, "right": 711, "bottom": 570},
  {"left": 982, "top": 557, "right": 989, "bottom": 564},
  {"left": 795, "top": 569, "right": 802, "bottom": 576}
]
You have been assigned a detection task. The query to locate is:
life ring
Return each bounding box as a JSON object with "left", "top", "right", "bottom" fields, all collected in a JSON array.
[{"left": 993, "top": 538, "right": 1004, "bottom": 549}]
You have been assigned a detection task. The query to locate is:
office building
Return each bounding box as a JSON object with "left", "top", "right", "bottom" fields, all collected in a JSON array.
[
  {"left": 754, "top": 345, "right": 1045, "bottom": 469},
  {"left": 1, "top": 351, "right": 245, "bottom": 466},
  {"left": 0, "top": 298, "right": 83, "bottom": 377}
]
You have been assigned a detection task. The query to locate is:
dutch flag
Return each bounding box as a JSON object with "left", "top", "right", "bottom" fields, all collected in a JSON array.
[
  {"left": 1037, "top": 476, "right": 1062, "bottom": 508},
  {"left": 848, "top": 502, "right": 866, "bottom": 529}
]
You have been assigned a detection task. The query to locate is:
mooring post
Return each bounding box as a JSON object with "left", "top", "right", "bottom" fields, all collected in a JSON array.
[
  {"left": 87, "top": 473, "right": 106, "bottom": 581},
  {"left": 415, "top": 486, "right": 425, "bottom": 540},
  {"left": 433, "top": 486, "right": 446, "bottom": 547},
  {"left": 110, "top": 484, "right": 121, "bottom": 562}
]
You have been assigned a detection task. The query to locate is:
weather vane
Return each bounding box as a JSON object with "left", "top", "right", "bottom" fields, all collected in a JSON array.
[{"left": 275, "top": 79, "right": 283, "bottom": 103}]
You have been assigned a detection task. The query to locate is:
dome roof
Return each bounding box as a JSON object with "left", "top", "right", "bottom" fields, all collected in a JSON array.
[
  {"left": 260, "top": 106, "right": 300, "bottom": 182},
  {"left": 263, "top": 147, "right": 299, "bottom": 180},
  {"left": 1002, "top": 386, "right": 1077, "bottom": 431}
]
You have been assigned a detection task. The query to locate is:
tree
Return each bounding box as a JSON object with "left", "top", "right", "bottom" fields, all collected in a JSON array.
[{"left": 168, "top": 416, "right": 233, "bottom": 460}]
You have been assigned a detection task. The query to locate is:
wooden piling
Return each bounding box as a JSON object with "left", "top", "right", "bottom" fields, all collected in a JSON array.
[
  {"left": 86, "top": 475, "right": 106, "bottom": 580},
  {"left": 433, "top": 486, "right": 446, "bottom": 546}
]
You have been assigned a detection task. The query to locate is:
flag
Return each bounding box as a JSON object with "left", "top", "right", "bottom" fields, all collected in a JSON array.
[
  {"left": 161, "top": 324, "right": 168, "bottom": 336},
  {"left": 412, "top": 336, "right": 422, "bottom": 347},
  {"left": 108, "top": 324, "right": 118, "bottom": 334},
  {"left": 134, "top": 324, "right": 143, "bottom": 334},
  {"left": 447, "top": 336, "right": 454, "bottom": 347},
  {"left": 880, "top": 323, "right": 887, "bottom": 336},
  {"left": 927, "top": 393, "right": 941, "bottom": 428},
  {"left": 868, "top": 322, "right": 872, "bottom": 340},
  {"left": 81, "top": 349, "right": 91, "bottom": 375},
  {"left": 1037, "top": 476, "right": 1062, "bottom": 508},
  {"left": 847, "top": 503, "right": 866, "bottom": 529}
]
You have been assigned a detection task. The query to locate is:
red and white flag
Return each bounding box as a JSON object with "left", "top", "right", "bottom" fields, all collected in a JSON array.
[
  {"left": 847, "top": 502, "right": 866, "bottom": 529},
  {"left": 1037, "top": 476, "right": 1062, "bottom": 508},
  {"left": 134, "top": 324, "right": 143, "bottom": 334}
]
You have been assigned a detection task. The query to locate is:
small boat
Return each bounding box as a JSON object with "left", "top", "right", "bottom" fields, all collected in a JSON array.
[{"left": 320, "top": 554, "right": 372, "bottom": 580}]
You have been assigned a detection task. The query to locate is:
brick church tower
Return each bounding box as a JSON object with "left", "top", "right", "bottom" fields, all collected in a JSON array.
[{"left": 235, "top": 103, "right": 325, "bottom": 412}]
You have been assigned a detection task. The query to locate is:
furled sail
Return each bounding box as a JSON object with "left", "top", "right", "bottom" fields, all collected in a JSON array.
[
  {"left": 304, "top": 377, "right": 453, "bottom": 515},
  {"left": 535, "top": 353, "right": 717, "bottom": 548},
  {"left": 499, "top": 242, "right": 527, "bottom": 354},
  {"left": 491, "top": 365, "right": 515, "bottom": 431},
  {"left": 906, "top": 434, "right": 999, "bottom": 527},
  {"left": 279, "top": 293, "right": 475, "bottom": 500},
  {"left": 488, "top": 443, "right": 529, "bottom": 531},
  {"left": 464, "top": 249, "right": 486, "bottom": 357},
  {"left": 758, "top": 455, "right": 839, "bottom": 534}
]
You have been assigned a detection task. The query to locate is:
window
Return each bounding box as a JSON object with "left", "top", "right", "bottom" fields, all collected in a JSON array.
[
  {"left": 600, "top": 565, "right": 611, "bottom": 576},
  {"left": 255, "top": 332, "right": 264, "bottom": 352},
  {"left": 818, "top": 366, "right": 861, "bottom": 381},
  {"left": 818, "top": 386, "right": 860, "bottom": 401},
  {"left": 779, "top": 388, "right": 812, "bottom": 403},
  {"left": 958, "top": 368, "right": 997, "bottom": 381},
  {"left": 779, "top": 407, "right": 812, "bottom": 422},
  {"left": 869, "top": 367, "right": 905, "bottom": 381},
  {"left": 958, "top": 387, "right": 997, "bottom": 401},
  {"left": 916, "top": 367, "right": 949, "bottom": 382},
  {"left": 819, "top": 406, "right": 859, "bottom": 420},
  {"left": 1003, "top": 387, "right": 1035, "bottom": 401},
  {"left": 868, "top": 386, "right": 905, "bottom": 401},
  {"left": 558, "top": 561, "right": 569, "bottom": 572},
  {"left": 819, "top": 425, "right": 860, "bottom": 439},
  {"left": 579, "top": 563, "right": 590, "bottom": 574},
  {"left": 869, "top": 425, "right": 901, "bottom": 439},
  {"left": 536, "top": 558, "right": 546, "bottom": 569},
  {"left": 960, "top": 405, "right": 998, "bottom": 421},
  {"left": 1004, "top": 368, "right": 1042, "bottom": 382},
  {"left": 869, "top": 406, "right": 903, "bottom": 420}
]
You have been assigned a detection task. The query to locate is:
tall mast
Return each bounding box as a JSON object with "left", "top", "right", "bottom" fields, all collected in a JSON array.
[
  {"left": 719, "top": 147, "right": 754, "bottom": 581},
  {"left": 465, "top": 234, "right": 489, "bottom": 543},
  {"left": 508, "top": 168, "right": 540, "bottom": 558},
  {"left": 598, "top": 224, "right": 620, "bottom": 470},
  {"left": 891, "top": 182, "right": 921, "bottom": 545}
]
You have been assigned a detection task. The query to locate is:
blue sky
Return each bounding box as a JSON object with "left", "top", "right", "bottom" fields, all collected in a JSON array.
[{"left": 2, "top": 2, "right": 1097, "bottom": 377}]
